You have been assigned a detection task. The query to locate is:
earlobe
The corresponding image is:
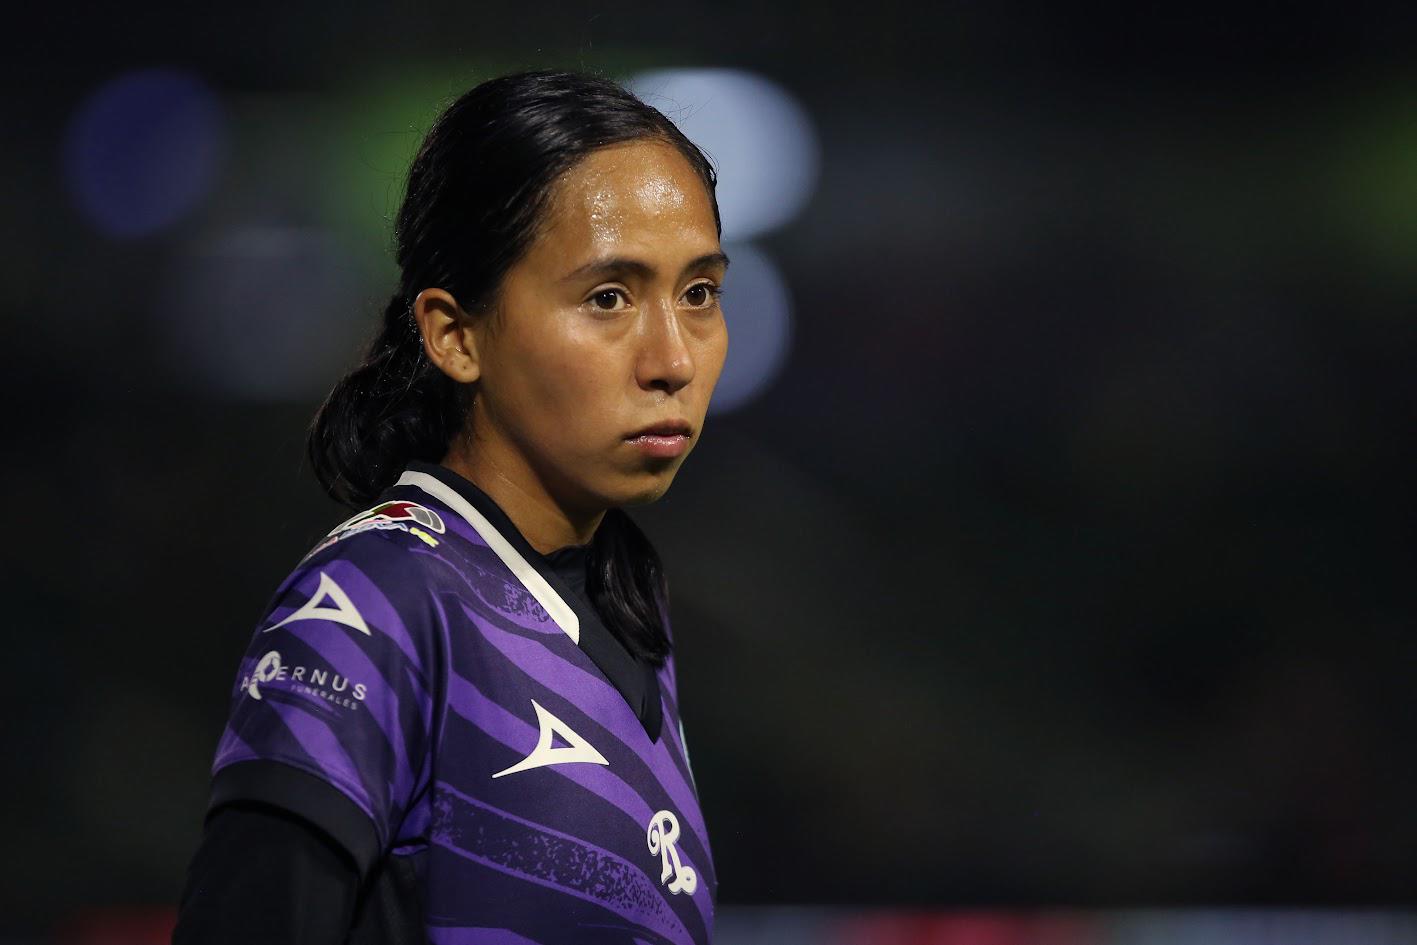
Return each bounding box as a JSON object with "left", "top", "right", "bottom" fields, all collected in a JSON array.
[{"left": 413, "top": 287, "right": 481, "bottom": 384}]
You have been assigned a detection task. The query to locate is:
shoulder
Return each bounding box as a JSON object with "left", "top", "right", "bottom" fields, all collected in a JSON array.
[{"left": 256, "top": 497, "right": 457, "bottom": 649}]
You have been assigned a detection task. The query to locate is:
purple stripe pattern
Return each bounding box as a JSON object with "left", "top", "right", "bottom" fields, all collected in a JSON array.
[{"left": 207, "top": 467, "right": 718, "bottom": 943}]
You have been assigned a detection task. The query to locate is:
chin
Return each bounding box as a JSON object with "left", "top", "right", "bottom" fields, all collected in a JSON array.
[{"left": 613, "top": 468, "right": 678, "bottom": 507}]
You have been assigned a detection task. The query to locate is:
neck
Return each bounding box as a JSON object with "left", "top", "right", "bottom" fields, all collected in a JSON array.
[{"left": 439, "top": 423, "right": 605, "bottom": 556}]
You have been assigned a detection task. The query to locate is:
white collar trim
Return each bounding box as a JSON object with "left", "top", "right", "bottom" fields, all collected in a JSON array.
[{"left": 394, "top": 469, "right": 580, "bottom": 645}]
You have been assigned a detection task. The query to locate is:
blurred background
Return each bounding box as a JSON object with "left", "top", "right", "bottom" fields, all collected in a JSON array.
[{"left": 5, "top": 0, "right": 1417, "bottom": 942}]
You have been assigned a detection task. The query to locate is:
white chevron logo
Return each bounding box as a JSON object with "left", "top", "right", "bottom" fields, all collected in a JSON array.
[
  {"left": 263, "top": 571, "right": 370, "bottom": 637},
  {"left": 492, "top": 699, "right": 610, "bottom": 778}
]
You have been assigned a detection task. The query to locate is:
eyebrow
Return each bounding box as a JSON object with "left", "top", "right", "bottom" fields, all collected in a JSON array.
[{"left": 559, "top": 251, "right": 731, "bottom": 284}]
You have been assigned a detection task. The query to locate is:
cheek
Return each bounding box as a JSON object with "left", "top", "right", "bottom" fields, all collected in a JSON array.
[
  {"left": 513, "top": 337, "right": 623, "bottom": 439},
  {"left": 698, "top": 325, "right": 730, "bottom": 390}
]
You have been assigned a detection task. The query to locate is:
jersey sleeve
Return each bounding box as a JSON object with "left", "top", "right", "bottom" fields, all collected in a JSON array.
[{"left": 207, "top": 527, "right": 443, "bottom": 878}]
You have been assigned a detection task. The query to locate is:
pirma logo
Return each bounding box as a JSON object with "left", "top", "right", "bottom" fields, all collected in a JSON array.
[{"left": 263, "top": 571, "right": 370, "bottom": 637}]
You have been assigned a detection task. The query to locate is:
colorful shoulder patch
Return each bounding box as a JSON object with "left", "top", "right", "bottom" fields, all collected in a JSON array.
[{"left": 303, "top": 500, "right": 446, "bottom": 561}]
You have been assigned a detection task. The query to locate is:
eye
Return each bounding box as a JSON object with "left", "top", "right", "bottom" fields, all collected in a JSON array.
[
  {"left": 684, "top": 282, "right": 725, "bottom": 308},
  {"left": 588, "top": 287, "right": 630, "bottom": 312}
]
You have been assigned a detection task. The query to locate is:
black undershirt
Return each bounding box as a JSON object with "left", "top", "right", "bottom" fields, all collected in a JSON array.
[
  {"left": 540, "top": 541, "right": 659, "bottom": 736},
  {"left": 173, "top": 519, "right": 658, "bottom": 945},
  {"left": 171, "top": 802, "right": 359, "bottom": 945}
]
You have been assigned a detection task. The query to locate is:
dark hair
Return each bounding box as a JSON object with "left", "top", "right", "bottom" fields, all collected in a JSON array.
[{"left": 306, "top": 68, "right": 720, "bottom": 667}]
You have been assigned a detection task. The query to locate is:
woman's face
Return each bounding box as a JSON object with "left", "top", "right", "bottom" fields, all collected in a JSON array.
[{"left": 461, "top": 138, "right": 729, "bottom": 514}]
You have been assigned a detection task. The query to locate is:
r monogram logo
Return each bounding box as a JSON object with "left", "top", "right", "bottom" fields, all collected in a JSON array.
[{"left": 646, "top": 809, "right": 697, "bottom": 895}]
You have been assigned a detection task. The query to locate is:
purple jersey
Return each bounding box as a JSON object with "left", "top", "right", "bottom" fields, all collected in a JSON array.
[{"left": 208, "top": 459, "right": 717, "bottom": 943}]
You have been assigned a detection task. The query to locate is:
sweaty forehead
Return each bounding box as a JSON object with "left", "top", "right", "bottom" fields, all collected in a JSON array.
[{"left": 534, "top": 141, "right": 712, "bottom": 260}]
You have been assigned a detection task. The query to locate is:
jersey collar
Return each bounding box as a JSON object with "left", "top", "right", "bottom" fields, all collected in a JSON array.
[{"left": 392, "top": 459, "right": 663, "bottom": 742}]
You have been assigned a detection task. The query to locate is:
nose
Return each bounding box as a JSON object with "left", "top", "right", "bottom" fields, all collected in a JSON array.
[{"left": 635, "top": 300, "right": 695, "bottom": 394}]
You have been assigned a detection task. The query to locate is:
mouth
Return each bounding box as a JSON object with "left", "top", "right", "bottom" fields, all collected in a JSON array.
[
  {"left": 625, "top": 420, "right": 694, "bottom": 459},
  {"left": 625, "top": 420, "right": 693, "bottom": 440}
]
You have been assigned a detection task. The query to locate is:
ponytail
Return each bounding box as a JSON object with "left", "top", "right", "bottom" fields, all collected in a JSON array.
[{"left": 306, "top": 294, "right": 470, "bottom": 509}]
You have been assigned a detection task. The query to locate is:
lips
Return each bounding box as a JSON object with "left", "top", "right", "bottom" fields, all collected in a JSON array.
[{"left": 626, "top": 420, "right": 692, "bottom": 439}]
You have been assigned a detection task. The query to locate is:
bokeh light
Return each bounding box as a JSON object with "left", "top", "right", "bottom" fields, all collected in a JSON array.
[
  {"left": 708, "top": 241, "right": 794, "bottom": 415},
  {"left": 63, "top": 68, "right": 225, "bottom": 238},
  {"left": 158, "top": 225, "right": 364, "bottom": 401},
  {"left": 627, "top": 67, "right": 820, "bottom": 241}
]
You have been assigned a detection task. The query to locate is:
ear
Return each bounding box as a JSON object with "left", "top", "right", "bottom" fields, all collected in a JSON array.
[{"left": 412, "top": 288, "right": 481, "bottom": 384}]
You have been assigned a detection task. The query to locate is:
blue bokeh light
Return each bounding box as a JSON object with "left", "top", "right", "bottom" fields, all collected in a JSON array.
[
  {"left": 64, "top": 68, "right": 225, "bottom": 238},
  {"left": 709, "top": 241, "right": 794, "bottom": 415}
]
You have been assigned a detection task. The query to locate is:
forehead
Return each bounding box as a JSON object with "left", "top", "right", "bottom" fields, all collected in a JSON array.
[{"left": 532, "top": 139, "right": 717, "bottom": 263}]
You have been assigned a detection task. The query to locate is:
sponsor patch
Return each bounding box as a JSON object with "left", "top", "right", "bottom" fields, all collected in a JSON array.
[
  {"left": 240, "top": 649, "right": 370, "bottom": 710},
  {"left": 302, "top": 500, "right": 446, "bottom": 561}
]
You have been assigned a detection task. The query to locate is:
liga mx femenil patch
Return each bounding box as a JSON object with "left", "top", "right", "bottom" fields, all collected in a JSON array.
[{"left": 301, "top": 499, "right": 446, "bottom": 562}]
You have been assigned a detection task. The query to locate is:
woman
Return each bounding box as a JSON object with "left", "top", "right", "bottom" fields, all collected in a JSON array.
[{"left": 172, "top": 68, "right": 728, "bottom": 945}]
